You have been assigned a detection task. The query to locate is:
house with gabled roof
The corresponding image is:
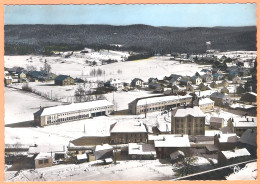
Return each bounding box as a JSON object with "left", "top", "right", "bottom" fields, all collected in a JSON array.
[
  {"left": 190, "top": 76, "right": 202, "bottom": 85},
  {"left": 54, "top": 75, "right": 74, "bottom": 86}
]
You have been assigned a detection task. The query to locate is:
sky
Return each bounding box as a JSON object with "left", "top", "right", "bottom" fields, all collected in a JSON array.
[{"left": 4, "top": 4, "right": 257, "bottom": 27}]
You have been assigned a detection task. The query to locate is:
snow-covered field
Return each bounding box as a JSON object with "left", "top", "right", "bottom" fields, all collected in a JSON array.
[
  {"left": 6, "top": 159, "right": 175, "bottom": 181},
  {"left": 4, "top": 87, "right": 62, "bottom": 125},
  {"left": 226, "top": 162, "right": 257, "bottom": 180},
  {"left": 5, "top": 52, "right": 207, "bottom": 83},
  {"left": 5, "top": 87, "right": 160, "bottom": 146}
]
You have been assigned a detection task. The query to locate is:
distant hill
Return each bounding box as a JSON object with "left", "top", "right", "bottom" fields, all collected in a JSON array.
[{"left": 4, "top": 24, "right": 256, "bottom": 55}]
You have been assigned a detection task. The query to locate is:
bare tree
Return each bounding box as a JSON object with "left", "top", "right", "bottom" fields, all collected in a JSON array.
[
  {"left": 26, "top": 65, "right": 37, "bottom": 71},
  {"left": 44, "top": 61, "right": 52, "bottom": 74},
  {"left": 74, "top": 85, "right": 90, "bottom": 102}
]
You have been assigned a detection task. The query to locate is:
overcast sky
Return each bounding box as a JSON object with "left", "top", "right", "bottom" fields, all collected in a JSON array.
[{"left": 4, "top": 4, "right": 257, "bottom": 27}]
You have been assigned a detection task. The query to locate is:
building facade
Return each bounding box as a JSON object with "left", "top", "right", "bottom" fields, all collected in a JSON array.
[
  {"left": 128, "top": 95, "right": 192, "bottom": 115},
  {"left": 34, "top": 100, "right": 114, "bottom": 126},
  {"left": 54, "top": 75, "right": 75, "bottom": 86},
  {"left": 171, "top": 106, "right": 206, "bottom": 136},
  {"left": 110, "top": 121, "right": 148, "bottom": 144}
]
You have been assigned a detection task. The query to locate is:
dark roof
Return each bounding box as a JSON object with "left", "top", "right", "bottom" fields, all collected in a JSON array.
[
  {"left": 142, "top": 144, "right": 156, "bottom": 153},
  {"left": 132, "top": 78, "right": 143, "bottom": 83},
  {"left": 210, "top": 92, "right": 226, "bottom": 99},
  {"left": 169, "top": 74, "right": 182, "bottom": 82},
  {"left": 238, "top": 129, "right": 257, "bottom": 147},
  {"left": 220, "top": 126, "right": 233, "bottom": 134},
  {"left": 55, "top": 75, "right": 73, "bottom": 81},
  {"left": 191, "top": 76, "right": 200, "bottom": 80},
  {"left": 210, "top": 117, "right": 224, "bottom": 123}
]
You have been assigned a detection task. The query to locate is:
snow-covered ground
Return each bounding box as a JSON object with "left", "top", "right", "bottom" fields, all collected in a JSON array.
[
  {"left": 5, "top": 53, "right": 207, "bottom": 83},
  {"left": 4, "top": 87, "right": 62, "bottom": 125},
  {"left": 5, "top": 86, "right": 160, "bottom": 146},
  {"left": 226, "top": 162, "right": 257, "bottom": 180},
  {"left": 6, "top": 159, "right": 175, "bottom": 181}
]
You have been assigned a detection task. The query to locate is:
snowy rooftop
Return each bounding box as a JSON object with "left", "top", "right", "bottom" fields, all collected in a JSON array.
[
  {"left": 221, "top": 148, "right": 250, "bottom": 160},
  {"left": 232, "top": 116, "right": 257, "bottom": 127},
  {"left": 35, "top": 152, "right": 52, "bottom": 160},
  {"left": 38, "top": 100, "right": 114, "bottom": 116},
  {"left": 218, "top": 133, "right": 238, "bottom": 143},
  {"left": 149, "top": 134, "right": 190, "bottom": 148},
  {"left": 110, "top": 121, "right": 147, "bottom": 133},
  {"left": 136, "top": 95, "right": 192, "bottom": 106},
  {"left": 76, "top": 154, "right": 88, "bottom": 160},
  {"left": 95, "top": 144, "right": 113, "bottom": 152},
  {"left": 128, "top": 143, "right": 156, "bottom": 155},
  {"left": 198, "top": 98, "right": 214, "bottom": 105},
  {"left": 172, "top": 106, "right": 205, "bottom": 118},
  {"left": 195, "top": 90, "right": 215, "bottom": 97},
  {"left": 28, "top": 145, "right": 66, "bottom": 154}
]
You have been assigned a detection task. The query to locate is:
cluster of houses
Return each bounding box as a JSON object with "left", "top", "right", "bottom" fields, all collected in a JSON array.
[
  {"left": 6, "top": 90, "right": 254, "bottom": 170},
  {"left": 4, "top": 56, "right": 257, "bottom": 173},
  {"left": 4, "top": 67, "right": 77, "bottom": 86}
]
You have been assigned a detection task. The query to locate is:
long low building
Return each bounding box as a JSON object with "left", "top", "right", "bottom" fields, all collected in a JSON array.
[
  {"left": 34, "top": 100, "right": 114, "bottom": 126},
  {"left": 128, "top": 95, "right": 192, "bottom": 115}
]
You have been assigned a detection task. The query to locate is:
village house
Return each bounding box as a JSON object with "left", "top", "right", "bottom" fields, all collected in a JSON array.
[
  {"left": 128, "top": 143, "right": 156, "bottom": 160},
  {"left": 197, "top": 83, "right": 212, "bottom": 91},
  {"left": 221, "top": 87, "right": 230, "bottom": 94},
  {"left": 18, "top": 71, "right": 27, "bottom": 80},
  {"left": 236, "top": 85, "right": 246, "bottom": 94},
  {"left": 93, "top": 144, "right": 113, "bottom": 160},
  {"left": 237, "top": 129, "right": 257, "bottom": 157},
  {"left": 171, "top": 85, "right": 184, "bottom": 93},
  {"left": 201, "top": 74, "right": 213, "bottom": 82},
  {"left": 4, "top": 76, "right": 12, "bottom": 86},
  {"left": 212, "top": 68, "right": 223, "bottom": 74},
  {"left": 210, "top": 81, "right": 218, "bottom": 88},
  {"left": 228, "top": 71, "right": 238, "bottom": 80},
  {"left": 219, "top": 79, "right": 229, "bottom": 88},
  {"left": 186, "top": 83, "right": 195, "bottom": 92},
  {"left": 128, "top": 95, "right": 192, "bottom": 115},
  {"left": 110, "top": 121, "right": 148, "bottom": 144},
  {"left": 232, "top": 76, "right": 241, "bottom": 84},
  {"left": 198, "top": 98, "right": 214, "bottom": 112},
  {"left": 218, "top": 148, "right": 251, "bottom": 166},
  {"left": 54, "top": 75, "right": 75, "bottom": 86},
  {"left": 214, "top": 133, "right": 238, "bottom": 151},
  {"left": 148, "top": 134, "right": 190, "bottom": 159},
  {"left": 210, "top": 117, "right": 224, "bottom": 129},
  {"left": 34, "top": 100, "right": 114, "bottom": 126},
  {"left": 168, "top": 74, "right": 182, "bottom": 86},
  {"left": 171, "top": 106, "right": 206, "bottom": 136},
  {"left": 131, "top": 78, "right": 143, "bottom": 88},
  {"left": 227, "top": 116, "right": 257, "bottom": 137},
  {"left": 179, "top": 78, "right": 191, "bottom": 86},
  {"left": 28, "top": 145, "right": 67, "bottom": 169},
  {"left": 213, "top": 73, "right": 223, "bottom": 81},
  {"left": 104, "top": 79, "right": 124, "bottom": 90},
  {"left": 240, "top": 92, "right": 257, "bottom": 104},
  {"left": 210, "top": 92, "right": 232, "bottom": 106}
]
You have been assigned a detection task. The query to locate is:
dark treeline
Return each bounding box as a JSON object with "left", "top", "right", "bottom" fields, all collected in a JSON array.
[{"left": 4, "top": 24, "right": 257, "bottom": 55}]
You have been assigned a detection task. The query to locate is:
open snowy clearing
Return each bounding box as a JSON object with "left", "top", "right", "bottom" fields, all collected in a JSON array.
[
  {"left": 5, "top": 53, "right": 207, "bottom": 83},
  {"left": 6, "top": 159, "right": 176, "bottom": 181},
  {"left": 4, "top": 87, "right": 62, "bottom": 125}
]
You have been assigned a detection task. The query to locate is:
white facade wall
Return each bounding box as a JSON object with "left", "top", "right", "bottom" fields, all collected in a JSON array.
[{"left": 41, "top": 105, "right": 114, "bottom": 126}]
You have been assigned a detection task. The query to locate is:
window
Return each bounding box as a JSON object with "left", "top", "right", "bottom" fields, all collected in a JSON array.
[
  {"left": 44, "top": 159, "right": 49, "bottom": 164},
  {"left": 39, "top": 160, "right": 43, "bottom": 165}
]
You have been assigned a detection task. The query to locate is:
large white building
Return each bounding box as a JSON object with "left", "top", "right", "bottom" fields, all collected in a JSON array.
[
  {"left": 128, "top": 95, "right": 192, "bottom": 115},
  {"left": 34, "top": 100, "right": 114, "bottom": 126}
]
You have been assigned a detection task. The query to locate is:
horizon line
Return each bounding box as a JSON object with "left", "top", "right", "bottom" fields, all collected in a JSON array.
[{"left": 4, "top": 23, "right": 257, "bottom": 28}]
